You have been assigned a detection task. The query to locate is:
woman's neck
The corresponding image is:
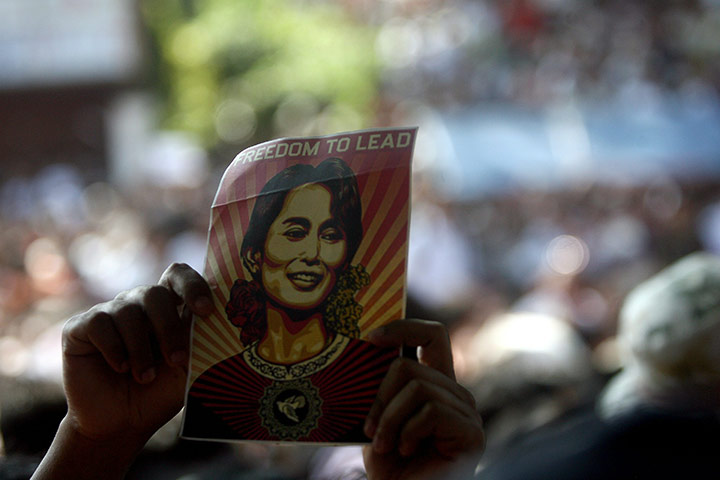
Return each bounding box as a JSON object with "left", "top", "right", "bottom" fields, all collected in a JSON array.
[{"left": 257, "top": 304, "right": 329, "bottom": 364}]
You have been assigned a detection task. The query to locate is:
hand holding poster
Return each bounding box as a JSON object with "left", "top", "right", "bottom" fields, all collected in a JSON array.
[{"left": 181, "top": 127, "right": 417, "bottom": 444}]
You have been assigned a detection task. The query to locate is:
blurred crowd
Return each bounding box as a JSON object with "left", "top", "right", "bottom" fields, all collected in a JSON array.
[
  {"left": 408, "top": 172, "right": 720, "bottom": 453},
  {"left": 2, "top": 156, "right": 720, "bottom": 479},
  {"left": 3, "top": 0, "right": 720, "bottom": 478},
  {"left": 0, "top": 160, "right": 214, "bottom": 374},
  {"left": 373, "top": 0, "right": 720, "bottom": 109},
  {"left": 0, "top": 158, "right": 219, "bottom": 476}
]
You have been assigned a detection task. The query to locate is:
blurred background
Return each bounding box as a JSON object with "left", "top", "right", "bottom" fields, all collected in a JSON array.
[{"left": 2, "top": 0, "right": 720, "bottom": 478}]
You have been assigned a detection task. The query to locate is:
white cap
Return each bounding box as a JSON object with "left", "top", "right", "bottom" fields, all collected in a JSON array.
[{"left": 599, "top": 252, "right": 720, "bottom": 417}]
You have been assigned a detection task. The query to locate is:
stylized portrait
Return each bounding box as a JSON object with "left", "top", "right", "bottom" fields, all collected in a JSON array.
[{"left": 183, "top": 157, "right": 400, "bottom": 443}]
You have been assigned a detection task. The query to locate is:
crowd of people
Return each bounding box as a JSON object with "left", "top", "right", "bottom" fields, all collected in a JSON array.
[
  {"left": 371, "top": 0, "right": 720, "bottom": 111},
  {"left": 2, "top": 154, "right": 720, "bottom": 478},
  {"left": 3, "top": 0, "right": 720, "bottom": 478}
]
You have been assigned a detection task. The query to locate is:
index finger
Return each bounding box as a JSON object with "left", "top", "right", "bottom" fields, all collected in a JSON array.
[
  {"left": 158, "top": 263, "right": 213, "bottom": 317},
  {"left": 366, "top": 319, "right": 454, "bottom": 379}
]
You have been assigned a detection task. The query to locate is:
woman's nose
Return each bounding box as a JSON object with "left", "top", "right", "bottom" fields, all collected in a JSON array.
[{"left": 299, "top": 236, "right": 320, "bottom": 262}]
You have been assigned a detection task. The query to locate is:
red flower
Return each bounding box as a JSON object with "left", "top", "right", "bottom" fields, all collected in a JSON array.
[{"left": 225, "top": 279, "right": 266, "bottom": 345}]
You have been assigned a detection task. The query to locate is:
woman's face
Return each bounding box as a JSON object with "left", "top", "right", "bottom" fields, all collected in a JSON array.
[{"left": 260, "top": 183, "right": 348, "bottom": 310}]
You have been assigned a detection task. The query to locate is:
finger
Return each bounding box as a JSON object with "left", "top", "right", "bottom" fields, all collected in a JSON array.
[
  {"left": 133, "top": 285, "right": 191, "bottom": 367},
  {"left": 366, "top": 319, "right": 454, "bottom": 379},
  {"left": 365, "top": 358, "right": 475, "bottom": 438},
  {"left": 108, "top": 301, "right": 157, "bottom": 384},
  {"left": 372, "top": 376, "right": 477, "bottom": 454},
  {"left": 63, "top": 308, "right": 129, "bottom": 374},
  {"left": 398, "top": 402, "right": 485, "bottom": 459},
  {"left": 159, "top": 263, "right": 213, "bottom": 316}
]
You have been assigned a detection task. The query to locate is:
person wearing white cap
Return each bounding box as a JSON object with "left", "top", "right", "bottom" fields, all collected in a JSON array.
[{"left": 479, "top": 252, "right": 720, "bottom": 480}]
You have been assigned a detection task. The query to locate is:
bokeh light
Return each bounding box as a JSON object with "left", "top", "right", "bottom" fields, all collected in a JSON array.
[{"left": 545, "top": 235, "right": 590, "bottom": 276}]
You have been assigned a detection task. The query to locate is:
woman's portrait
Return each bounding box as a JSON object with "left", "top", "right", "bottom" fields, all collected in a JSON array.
[
  {"left": 182, "top": 155, "right": 405, "bottom": 443},
  {"left": 231, "top": 158, "right": 369, "bottom": 357}
]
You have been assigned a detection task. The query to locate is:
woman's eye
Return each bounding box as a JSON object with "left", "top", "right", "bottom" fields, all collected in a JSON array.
[
  {"left": 283, "top": 228, "right": 307, "bottom": 240},
  {"left": 321, "top": 228, "right": 344, "bottom": 242}
]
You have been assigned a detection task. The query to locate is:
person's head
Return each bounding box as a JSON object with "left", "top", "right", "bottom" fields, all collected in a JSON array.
[
  {"left": 241, "top": 158, "right": 362, "bottom": 311},
  {"left": 599, "top": 252, "right": 720, "bottom": 417},
  {"left": 618, "top": 252, "right": 720, "bottom": 379}
]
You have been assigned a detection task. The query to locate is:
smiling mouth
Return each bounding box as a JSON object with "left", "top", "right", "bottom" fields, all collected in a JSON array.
[{"left": 287, "top": 272, "right": 324, "bottom": 290}]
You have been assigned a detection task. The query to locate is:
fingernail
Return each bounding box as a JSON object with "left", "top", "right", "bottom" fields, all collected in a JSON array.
[
  {"left": 140, "top": 367, "right": 156, "bottom": 383},
  {"left": 170, "top": 350, "right": 188, "bottom": 366},
  {"left": 194, "top": 296, "right": 212, "bottom": 313}
]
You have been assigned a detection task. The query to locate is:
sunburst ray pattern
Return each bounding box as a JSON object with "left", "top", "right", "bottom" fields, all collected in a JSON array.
[{"left": 189, "top": 128, "right": 416, "bottom": 381}]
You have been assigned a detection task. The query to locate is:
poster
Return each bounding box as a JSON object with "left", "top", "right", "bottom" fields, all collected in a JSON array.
[{"left": 181, "top": 127, "right": 417, "bottom": 444}]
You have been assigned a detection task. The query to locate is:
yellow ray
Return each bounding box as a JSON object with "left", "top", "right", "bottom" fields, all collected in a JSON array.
[
  {"left": 205, "top": 249, "right": 232, "bottom": 299},
  {"left": 363, "top": 305, "right": 404, "bottom": 333},
  {"left": 354, "top": 167, "right": 408, "bottom": 263},
  {"left": 195, "top": 314, "right": 240, "bottom": 358},
  {"left": 359, "top": 247, "right": 405, "bottom": 305},
  {"left": 359, "top": 274, "right": 405, "bottom": 328},
  {"left": 226, "top": 201, "right": 247, "bottom": 275},
  {"left": 210, "top": 213, "right": 239, "bottom": 283},
  {"left": 364, "top": 204, "right": 408, "bottom": 275}
]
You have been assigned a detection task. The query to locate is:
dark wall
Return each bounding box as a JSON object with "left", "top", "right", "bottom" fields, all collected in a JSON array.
[{"left": 0, "top": 86, "right": 115, "bottom": 183}]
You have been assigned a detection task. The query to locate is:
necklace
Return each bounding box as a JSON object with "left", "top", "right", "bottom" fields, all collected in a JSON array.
[{"left": 242, "top": 334, "right": 349, "bottom": 380}]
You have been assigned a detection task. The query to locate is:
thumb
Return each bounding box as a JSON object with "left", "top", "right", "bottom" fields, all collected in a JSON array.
[{"left": 366, "top": 319, "right": 454, "bottom": 379}]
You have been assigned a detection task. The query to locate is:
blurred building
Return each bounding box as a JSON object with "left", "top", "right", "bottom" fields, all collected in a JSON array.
[{"left": 0, "top": 0, "right": 145, "bottom": 182}]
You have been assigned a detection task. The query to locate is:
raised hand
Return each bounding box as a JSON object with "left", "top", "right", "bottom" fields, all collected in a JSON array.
[
  {"left": 32, "top": 263, "right": 212, "bottom": 480},
  {"left": 363, "top": 319, "right": 485, "bottom": 480}
]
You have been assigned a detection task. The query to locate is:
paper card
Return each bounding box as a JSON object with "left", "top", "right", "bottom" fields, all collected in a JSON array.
[{"left": 181, "top": 127, "right": 417, "bottom": 444}]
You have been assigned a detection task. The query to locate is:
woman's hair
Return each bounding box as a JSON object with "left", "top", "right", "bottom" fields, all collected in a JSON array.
[{"left": 227, "top": 158, "right": 367, "bottom": 345}]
